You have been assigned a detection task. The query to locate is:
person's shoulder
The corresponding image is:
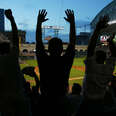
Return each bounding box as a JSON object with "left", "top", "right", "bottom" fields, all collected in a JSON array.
[
  {"left": 106, "top": 56, "right": 116, "bottom": 64},
  {"left": 63, "top": 49, "right": 75, "bottom": 57},
  {"left": 37, "top": 52, "right": 48, "bottom": 57},
  {"left": 107, "top": 56, "right": 116, "bottom": 60}
]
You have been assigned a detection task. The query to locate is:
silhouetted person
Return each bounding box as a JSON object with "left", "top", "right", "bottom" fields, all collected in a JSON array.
[
  {"left": 36, "top": 9, "right": 76, "bottom": 96},
  {"left": 22, "top": 66, "right": 41, "bottom": 115},
  {"left": 22, "top": 66, "right": 40, "bottom": 91},
  {"left": 77, "top": 16, "right": 116, "bottom": 114},
  {"left": 35, "top": 9, "right": 76, "bottom": 116},
  {"left": 71, "top": 83, "right": 82, "bottom": 95},
  {"left": 0, "top": 9, "right": 32, "bottom": 115},
  {"left": 22, "top": 66, "right": 41, "bottom": 116},
  {"left": 103, "top": 34, "right": 116, "bottom": 113},
  {"left": 111, "top": 75, "right": 116, "bottom": 97},
  {"left": 68, "top": 83, "right": 82, "bottom": 116}
]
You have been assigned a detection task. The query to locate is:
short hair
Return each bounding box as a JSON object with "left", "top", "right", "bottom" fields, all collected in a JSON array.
[
  {"left": 48, "top": 37, "right": 63, "bottom": 47},
  {"left": 48, "top": 37, "right": 63, "bottom": 55}
]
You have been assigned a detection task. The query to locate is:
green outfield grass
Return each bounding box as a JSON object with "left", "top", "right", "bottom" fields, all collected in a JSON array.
[
  {"left": 70, "top": 68, "right": 84, "bottom": 77},
  {"left": 20, "top": 57, "right": 85, "bottom": 77},
  {"left": 70, "top": 57, "right": 85, "bottom": 78},
  {"left": 72, "top": 57, "right": 85, "bottom": 66},
  {"left": 20, "top": 57, "right": 116, "bottom": 87},
  {"left": 69, "top": 79, "right": 83, "bottom": 86},
  {"left": 20, "top": 58, "right": 85, "bottom": 86}
]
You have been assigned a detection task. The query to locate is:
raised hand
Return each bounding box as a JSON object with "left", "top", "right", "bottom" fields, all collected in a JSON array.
[
  {"left": 64, "top": 9, "right": 75, "bottom": 23},
  {"left": 37, "top": 9, "right": 48, "bottom": 24},
  {"left": 5, "top": 9, "right": 13, "bottom": 20},
  {"left": 5, "top": 9, "right": 19, "bottom": 57},
  {"left": 96, "top": 15, "right": 109, "bottom": 30},
  {"left": 63, "top": 9, "right": 76, "bottom": 56}
]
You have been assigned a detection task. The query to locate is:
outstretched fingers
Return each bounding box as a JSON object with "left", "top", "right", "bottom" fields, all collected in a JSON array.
[
  {"left": 64, "top": 9, "right": 75, "bottom": 23},
  {"left": 39, "top": 9, "right": 47, "bottom": 16},
  {"left": 41, "top": 9, "right": 46, "bottom": 15},
  {"left": 65, "top": 9, "right": 74, "bottom": 16},
  {"left": 38, "top": 9, "right": 48, "bottom": 23}
]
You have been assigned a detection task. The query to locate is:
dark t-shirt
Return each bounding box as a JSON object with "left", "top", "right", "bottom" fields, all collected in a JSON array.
[{"left": 36, "top": 45, "right": 75, "bottom": 96}]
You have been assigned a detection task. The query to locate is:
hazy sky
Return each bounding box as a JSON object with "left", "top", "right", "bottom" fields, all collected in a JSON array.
[
  {"left": 0, "top": 0, "right": 113, "bottom": 42},
  {"left": 0, "top": 0, "right": 112, "bottom": 29}
]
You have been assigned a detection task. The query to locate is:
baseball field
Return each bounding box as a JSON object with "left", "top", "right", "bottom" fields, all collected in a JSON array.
[
  {"left": 20, "top": 57, "right": 86, "bottom": 87},
  {"left": 20, "top": 57, "right": 116, "bottom": 88}
]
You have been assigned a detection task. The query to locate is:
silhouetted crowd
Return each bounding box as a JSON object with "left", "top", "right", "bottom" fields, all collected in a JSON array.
[{"left": 0, "top": 9, "right": 116, "bottom": 116}]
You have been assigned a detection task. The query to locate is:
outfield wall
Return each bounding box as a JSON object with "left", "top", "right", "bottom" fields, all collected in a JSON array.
[{"left": 20, "top": 44, "right": 88, "bottom": 58}]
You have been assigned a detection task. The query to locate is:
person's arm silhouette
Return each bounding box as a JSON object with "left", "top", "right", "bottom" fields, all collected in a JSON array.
[
  {"left": 22, "top": 66, "right": 40, "bottom": 89},
  {"left": 87, "top": 16, "right": 109, "bottom": 57},
  {"left": 5, "top": 10, "right": 32, "bottom": 115},
  {"left": 5, "top": 9, "right": 19, "bottom": 58},
  {"left": 64, "top": 9, "right": 76, "bottom": 56},
  {"left": 36, "top": 9, "right": 48, "bottom": 57}
]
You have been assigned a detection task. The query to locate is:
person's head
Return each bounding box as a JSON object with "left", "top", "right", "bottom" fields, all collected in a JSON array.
[
  {"left": 72, "top": 83, "right": 81, "bottom": 95},
  {"left": 95, "top": 50, "right": 106, "bottom": 64},
  {"left": 48, "top": 37, "right": 63, "bottom": 56},
  {"left": 32, "top": 86, "right": 39, "bottom": 94}
]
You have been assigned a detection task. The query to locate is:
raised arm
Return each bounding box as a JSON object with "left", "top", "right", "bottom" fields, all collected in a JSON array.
[
  {"left": 64, "top": 9, "right": 76, "bottom": 55},
  {"left": 5, "top": 9, "right": 19, "bottom": 57},
  {"left": 36, "top": 9, "right": 48, "bottom": 56},
  {"left": 87, "top": 16, "right": 109, "bottom": 57}
]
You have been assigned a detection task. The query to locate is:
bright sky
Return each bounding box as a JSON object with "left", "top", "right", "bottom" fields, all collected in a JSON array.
[{"left": 0, "top": 0, "right": 113, "bottom": 41}]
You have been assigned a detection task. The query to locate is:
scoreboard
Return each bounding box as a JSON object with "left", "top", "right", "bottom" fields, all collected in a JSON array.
[{"left": 100, "top": 35, "right": 110, "bottom": 42}]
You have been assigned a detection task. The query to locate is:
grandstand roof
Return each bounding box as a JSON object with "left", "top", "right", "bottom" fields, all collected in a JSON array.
[{"left": 91, "top": 0, "right": 116, "bottom": 34}]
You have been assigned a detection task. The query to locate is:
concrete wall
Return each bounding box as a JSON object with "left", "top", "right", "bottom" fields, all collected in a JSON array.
[{"left": 20, "top": 44, "right": 88, "bottom": 58}]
